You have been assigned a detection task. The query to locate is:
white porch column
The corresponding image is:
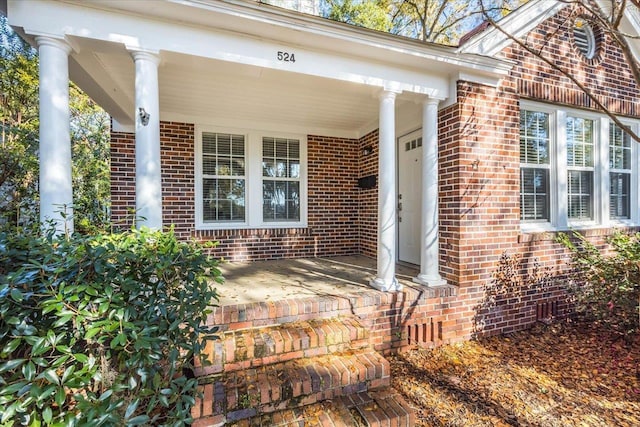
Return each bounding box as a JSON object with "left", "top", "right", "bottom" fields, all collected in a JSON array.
[
  {"left": 36, "top": 36, "right": 73, "bottom": 235},
  {"left": 131, "top": 51, "right": 162, "bottom": 229},
  {"left": 370, "top": 90, "right": 401, "bottom": 292},
  {"left": 414, "top": 98, "right": 447, "bottom": 287}
]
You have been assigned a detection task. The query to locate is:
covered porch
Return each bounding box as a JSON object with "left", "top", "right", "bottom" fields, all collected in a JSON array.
[{"left": 6, "top": 0, "right": 510, "bottom": 293}]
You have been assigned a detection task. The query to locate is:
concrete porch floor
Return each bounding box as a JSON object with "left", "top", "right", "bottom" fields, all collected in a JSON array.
[{"left": 214, "top": 255, "right": 421, "bottom": 306}]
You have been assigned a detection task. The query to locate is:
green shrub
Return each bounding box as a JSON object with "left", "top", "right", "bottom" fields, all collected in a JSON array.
[
  {"left": 0, "top": 227, "right": 221, "bottom": 426},
  {"left": 558, "top": 231, "right": 640, "bottom": 337}
]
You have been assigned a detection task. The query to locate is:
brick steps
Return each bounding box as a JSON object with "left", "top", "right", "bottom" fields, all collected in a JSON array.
[
  {"left": 194, "top": 389, "right": 414, "bottom": 427},
  {"left": 192, "top": 314, "right": 415, "bottom": 426},
  {"left": 193, "top": 348, "right": 390, "bottom": 423},
  {"left": 196, "top": 317, "right": 369, "bottom": 376}
]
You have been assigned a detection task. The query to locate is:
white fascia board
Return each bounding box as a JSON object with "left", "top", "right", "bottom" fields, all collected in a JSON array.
[
  {"left": 458, "top": 0, "right": 567, "bottom": 56},
  {"left": 10, "top": 0, "right": 448, "bottom": 96},
  {"left": 171, "top": 0, "right": 511, "bottom": 75},
  {"left": 74, "top": 0, "right": 511, "bottom": 74},
  {"left": 16, "top": 1, "right": 511, "bottom": 87}
]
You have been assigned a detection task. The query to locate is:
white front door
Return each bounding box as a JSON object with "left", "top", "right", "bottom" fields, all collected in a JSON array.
[{"left": 398, "top": 130, "right": 422, "bottom": 265}]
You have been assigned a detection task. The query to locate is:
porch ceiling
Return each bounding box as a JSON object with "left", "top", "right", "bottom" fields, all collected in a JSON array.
[{"left": 72, "top": 37, "right": 393, "bottom": 138}]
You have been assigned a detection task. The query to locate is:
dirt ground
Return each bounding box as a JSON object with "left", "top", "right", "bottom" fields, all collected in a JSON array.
[{"left": 390, "top": 320, "right": 640, "bottom": 427}]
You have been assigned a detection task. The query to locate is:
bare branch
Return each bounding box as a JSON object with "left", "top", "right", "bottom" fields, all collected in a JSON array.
[{"left": 480, "top": 0, "right": 640, "bottom": 143}]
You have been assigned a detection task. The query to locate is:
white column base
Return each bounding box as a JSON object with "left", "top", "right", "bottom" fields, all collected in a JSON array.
[
  {"left": 413, "top": 273, "right": 448, "bottom": 287},
  {"left": 369, "top": 277, "right": 402, "bottom": 292}
]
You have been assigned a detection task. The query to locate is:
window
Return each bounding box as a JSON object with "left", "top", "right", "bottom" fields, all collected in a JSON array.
[
  {"left": 566, "top": 116, "right": 594, "bottom": 220},
  {"left": 519, "top": 103, "right": 639, "bottom": 230},
  {"left": 574, "top": 18, "right": 597, "bottom": 59},
  {"left": 201, "top": 132, "right": 246, "bottom": 222},
  {"left": 262, "top": 137, "right": 300, "bottom": 222},
  {"left": 520, "top": 111, "right": 550, "bottom": 221},
  {"left": 609, "top": 123, "right": 632, "bottom": 219},
  {"left": 195, "top": 127, "right": 307, "bottom": 229}
]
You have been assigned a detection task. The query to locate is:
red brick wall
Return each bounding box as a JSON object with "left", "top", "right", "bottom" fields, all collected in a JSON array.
[
  {"left": 110, "top": 131, "right": 135, "bottom": 229},
  {"left": 437, "top": 80, "right": 523, "bottom": 337},
  {"left": 160, "top": 122, "right": 196, "bottom": 240},
  {"left": 438, "top": 102, "right": 462, "bottom": 285},
  {"left": 110, "top": 125, "right": 364, "bottom": 261},
  {"left": 357, "top": 129, "right": 379, "bottom": 258},
  {"left": 503, "top": 5, "right": 640, "bottom": 116},
  {"left": 450, "top": 3, "right": 640, "bottom": 338}
]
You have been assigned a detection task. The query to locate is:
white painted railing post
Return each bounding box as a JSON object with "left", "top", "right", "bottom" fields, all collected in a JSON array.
[
  {"left": 36, "top": 36, "right": 73, "bottom": 235},
  {"left": 414, "top": 97, "right": 447, "bottom": 287},
  {"left": 370, "top": 90, "right": 401, "bottom": 292},
  {"left": 131, "top": 50, "right": 163, "bottom": 229}
]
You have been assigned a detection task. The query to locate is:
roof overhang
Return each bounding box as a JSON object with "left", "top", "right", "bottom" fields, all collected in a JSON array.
[
  {"left": 459, "top": 0, "right": 640, "bottom": 66},
  {"left": 457, "top": 0, "right": 567, "bottom": 56},
  {"left": 6, "top": 0, "right": 514, "bottom": 137}
]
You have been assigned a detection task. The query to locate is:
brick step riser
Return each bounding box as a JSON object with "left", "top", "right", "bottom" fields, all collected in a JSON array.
[
  {"left": 193, "top": 389, "right": 414, "bottom": 427},
  {"left": 196, "top": 318, "right": 369, "bottom": 376},
  {"left": 193, "top": 351, "right": 390, "bottom": 423}
]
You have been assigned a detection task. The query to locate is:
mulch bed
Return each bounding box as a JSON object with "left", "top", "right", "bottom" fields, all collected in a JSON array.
[{"left": 390, "top": 320, "right": 640, "bottom": 427}]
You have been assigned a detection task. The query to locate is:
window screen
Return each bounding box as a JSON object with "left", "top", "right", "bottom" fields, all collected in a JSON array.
[
  {"left": 566, "top": 117, "right": 594, "bottom": 220},
  {"left": 262, "top": 137, "right": 300, "bottom": 222},
  {"left": 609, "top": 123, "right": 631, "bottom": 219},
  {"left": 520, "top": 110, "right": 550, "bottom": 221},
  {"left": 202, "top": 132, "right": 246, "bottom": 222}
]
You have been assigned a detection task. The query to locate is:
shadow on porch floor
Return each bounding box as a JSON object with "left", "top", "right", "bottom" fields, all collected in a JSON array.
[{"left": 214, "top": 255, "right": 420, "bottom": 306}]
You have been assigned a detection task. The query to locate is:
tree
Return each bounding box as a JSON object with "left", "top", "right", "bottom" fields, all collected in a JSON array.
[
  {"left": 0, "top": 17, "right": 110, "bottom": 232},
  {"left": 70, "top": 82, "right": 111, "bottom": 233},
  {"left": 326, "top": 0, "right": 393, "bottom": 32},
  {"left": 323, "top": 0, "right": 526, "bottom": 44},
  {"left": 0, "top": 17, "right": 39, "bottom": 229}
]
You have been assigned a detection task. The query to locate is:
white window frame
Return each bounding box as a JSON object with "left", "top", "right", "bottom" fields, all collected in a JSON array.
[
  {"left": 565, "top": 112, "right": 598, "bottom": 226},
  {"left": 606, "top": 119, "right": 639, "bottom": 227},
  {"left": 520, "top": 101, "right": 640, "bottom": 233},
  {"left": 519, "top": 109, "right": 552, "bottom": 223},
  {"left": 195, "top": 125, "right": 308, "bottom": 230}
]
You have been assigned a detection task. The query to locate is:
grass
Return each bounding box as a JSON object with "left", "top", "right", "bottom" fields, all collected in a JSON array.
[{"left": 390, "top": 320, "right": 640, "bottom": 427}]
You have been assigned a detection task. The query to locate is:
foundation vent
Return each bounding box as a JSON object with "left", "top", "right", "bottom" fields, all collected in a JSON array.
[
  {"left": 536, "top": 300, "right": 559, "bottom": 321},
  {"left": 407, "top": 319, "right": 442, "bottom": 345}
]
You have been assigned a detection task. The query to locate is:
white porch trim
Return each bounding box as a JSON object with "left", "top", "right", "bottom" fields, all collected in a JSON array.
[
  {"left": 131, "top": 50, "right": 163, "bottom": 229},
  {"left": 414, "top": 98, "right": 447, "bottom": 287},
  {"left": 370, "top": 90, "right": 401, "bottom": 292},
  {"left": 36, "top": 35, "right": 73, "bottom": 235}
]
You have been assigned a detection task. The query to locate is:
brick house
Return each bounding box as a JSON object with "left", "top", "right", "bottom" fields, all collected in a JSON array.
[{"left": 7, "top": 0, "right": 640, "bottom": 424}]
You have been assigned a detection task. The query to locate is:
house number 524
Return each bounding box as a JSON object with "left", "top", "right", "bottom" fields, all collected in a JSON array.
[{"left": 277, "top": 51, "right": 296, "bottom": 63}]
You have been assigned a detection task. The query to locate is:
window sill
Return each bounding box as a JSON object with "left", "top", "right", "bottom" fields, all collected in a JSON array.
[
  {"left": 193, "top": 226, "right": 312, "bottom": 239},
  {"left": 519, "top": 222, "right": 640, "bottom": 243},
  {"left": 195, "top": 221, "right": 308, "bottom": 231}
]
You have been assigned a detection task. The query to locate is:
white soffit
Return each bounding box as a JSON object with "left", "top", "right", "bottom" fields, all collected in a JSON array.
[{"left": 458, "top": 0, "right": 567, "bottom": 56}]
